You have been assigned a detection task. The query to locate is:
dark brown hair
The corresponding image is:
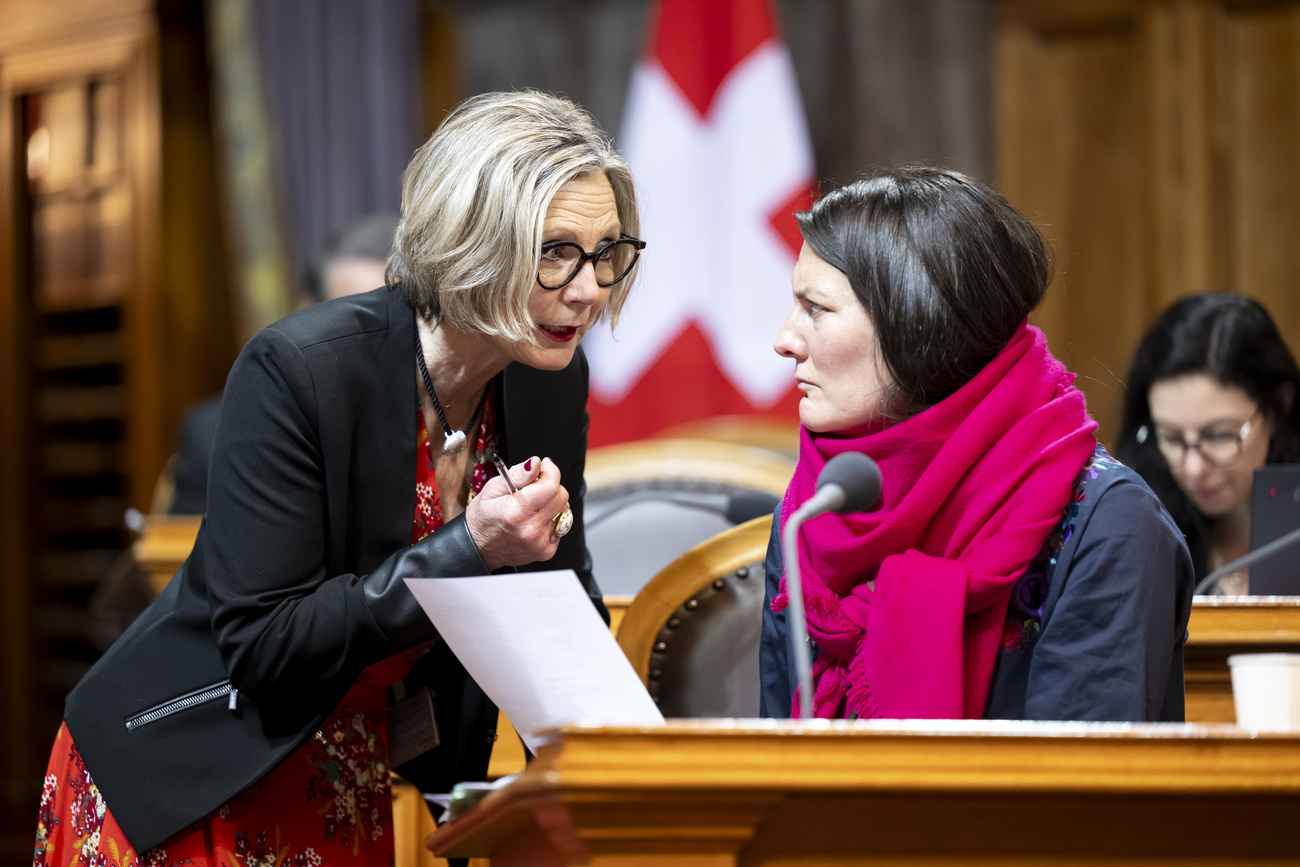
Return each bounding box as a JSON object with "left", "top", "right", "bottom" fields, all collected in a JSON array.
[{"left": 796, "top": 166, "right": 1051, "bottom": 416}]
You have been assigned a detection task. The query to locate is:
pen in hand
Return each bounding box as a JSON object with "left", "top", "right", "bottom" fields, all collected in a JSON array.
[{"left": 492, "top": 454, "right": 519, "bottom": 494}]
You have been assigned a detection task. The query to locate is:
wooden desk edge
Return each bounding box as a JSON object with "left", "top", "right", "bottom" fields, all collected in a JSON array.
[
  {"left": 1188, "top": 596, "right": 1300, "bottom": 643},
  {"left": 427, "top": 776, "right": 578, "bottom": 861},
  {"left": 428, "top": 722, "right": 1300, "bottom": 861},
  {"left": 530, "top": 721, "right": 1300, "bottom": 792}
]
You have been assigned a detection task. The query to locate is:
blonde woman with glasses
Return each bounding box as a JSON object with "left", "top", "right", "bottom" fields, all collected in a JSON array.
[
  {"left": 37, "top": 91, "right": 644, "bottom": 867},
  {"left": 1119, "top": 294, "right": 1300, "bottom": 594}
]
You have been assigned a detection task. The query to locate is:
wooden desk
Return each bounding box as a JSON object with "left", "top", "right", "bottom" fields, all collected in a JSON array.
[
  {"left": 133, "top": 514, "right": 202, "bottom": 594},
  {"left": 428, "top": 720, "right": 1300, "bottom": 866},
  {"left": 1186, "top": 596, "right": 1300, "bottom": 722}
]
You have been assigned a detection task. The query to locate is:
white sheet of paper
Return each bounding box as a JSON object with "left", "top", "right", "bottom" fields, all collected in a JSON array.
[{"left": 404, "top": 571, "right": 664, "bottom": 752}]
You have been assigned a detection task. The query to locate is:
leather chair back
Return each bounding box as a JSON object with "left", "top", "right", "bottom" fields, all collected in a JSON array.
[
  {"left": 616, "top": 515, "right": 771, "bottom": 718},
  {"left": 585, "top": 440, "right": 790, "bottom": 597}
]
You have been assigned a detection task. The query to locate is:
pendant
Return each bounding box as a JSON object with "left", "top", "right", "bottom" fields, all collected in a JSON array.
[{"left": 443, "top": 430, "right": 468, "bottom": 455}]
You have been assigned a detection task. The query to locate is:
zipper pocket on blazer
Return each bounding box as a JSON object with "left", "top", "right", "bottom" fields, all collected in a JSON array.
[{"left": 124, "top": 680, "right": 237, "bottom": 732}]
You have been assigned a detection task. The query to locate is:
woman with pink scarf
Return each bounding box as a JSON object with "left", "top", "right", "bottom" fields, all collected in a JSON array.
[{"left": 759, "top": 167, "right": 1194, "bottom": 722}]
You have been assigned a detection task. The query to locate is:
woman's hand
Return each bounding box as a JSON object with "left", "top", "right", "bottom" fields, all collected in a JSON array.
[{"left": 464, "top": 456, "right": 570, "bottom": 571}]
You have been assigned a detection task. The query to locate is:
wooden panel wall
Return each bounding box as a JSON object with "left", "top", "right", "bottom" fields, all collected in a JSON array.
[
  {"left": 1227, "top": 5, "right": 1300, "bottom": 333},
  {"left": 0, "top": 1, "right": 233, "bottom": 856},
  {"left": 997, "top": 0, "right": 1300, "bottom": 448},
  {"left": 0, "top": 15, "right": 30, "bottom": 852},
  {"left": 0, "top": 19, "right": 156, "bottom": 851},
  {"left": 156, "top": 0, "right": 237, "bottom": 468}
]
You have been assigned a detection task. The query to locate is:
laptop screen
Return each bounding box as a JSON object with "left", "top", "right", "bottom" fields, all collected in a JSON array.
[{"left": 1248, "top": 465, "right": 1300, "bottom": 595}]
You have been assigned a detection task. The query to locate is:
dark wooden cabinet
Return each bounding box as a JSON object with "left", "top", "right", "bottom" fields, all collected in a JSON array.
[{"left": 0, "top": 2, "right": 234, "bottom": 856}]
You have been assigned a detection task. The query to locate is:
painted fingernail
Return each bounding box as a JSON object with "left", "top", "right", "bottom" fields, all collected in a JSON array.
[{"left": 524, "top": 458, "right": 533, "bottom": 471}]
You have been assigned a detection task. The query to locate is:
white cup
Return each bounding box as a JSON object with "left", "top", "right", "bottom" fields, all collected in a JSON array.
[{"left": 1227, "top": 653, "right": 1300, "bottom": 730}]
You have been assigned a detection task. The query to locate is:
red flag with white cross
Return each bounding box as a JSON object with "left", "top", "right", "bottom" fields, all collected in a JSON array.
[{"left": 584, "top": 0, "right": 815, "bottom": 445}]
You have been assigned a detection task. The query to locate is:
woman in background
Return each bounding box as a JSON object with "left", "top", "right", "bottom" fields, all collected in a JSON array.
[
  {"left": 1117, "top": 294, "right": 1300, "bottom": 594},
  {"left": 760, "top": 167, "right": 1193, "bottom": 723},
  {"left": 36, "top": 91, "right": 643, "bottom": 867}
]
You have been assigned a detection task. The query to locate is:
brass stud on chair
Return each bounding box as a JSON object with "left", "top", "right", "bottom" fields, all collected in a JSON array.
[{"left": 614, "top": 517, "right": 773, "bottom": 719}]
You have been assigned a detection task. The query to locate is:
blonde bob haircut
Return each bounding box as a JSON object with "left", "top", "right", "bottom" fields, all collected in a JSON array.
[{"left": 388, "top": 90, "right": 640, "bottom": 343}]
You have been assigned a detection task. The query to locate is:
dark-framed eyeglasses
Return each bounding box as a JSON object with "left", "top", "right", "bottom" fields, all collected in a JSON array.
[
  {"left": 1145, "top": 410, "right": 1260, "bottom": 468},
  {"left": 537, "top": 235, "right": 645, "bottom": 290}
]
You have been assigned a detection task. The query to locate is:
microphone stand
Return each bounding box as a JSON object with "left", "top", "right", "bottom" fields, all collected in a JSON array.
[
  {"left": 778, "top": 450, "right": 881, "bottom": 721},
  {"left": 782, "top": 509, "right": 816, "bottom": 720}
]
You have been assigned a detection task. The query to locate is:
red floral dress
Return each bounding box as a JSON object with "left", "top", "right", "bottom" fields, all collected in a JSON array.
[{"left": 34, "top": 400, "right": 498, "bottom": 867}]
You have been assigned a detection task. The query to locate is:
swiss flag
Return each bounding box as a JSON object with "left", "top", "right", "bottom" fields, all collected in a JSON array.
[{"left": 584, "top": 0, "right": 815, "bottom": 446}]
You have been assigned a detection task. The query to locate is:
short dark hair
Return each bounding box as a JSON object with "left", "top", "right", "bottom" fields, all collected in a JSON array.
[
  {"left": 1116, "top": 293, "right": 1300, "bottom": 578},
  {"left": 797, "top": 166, "right": 1051, "bottom": 417},
  {"left": 303, "top": 214, "right": 399, "bottom": 303}
]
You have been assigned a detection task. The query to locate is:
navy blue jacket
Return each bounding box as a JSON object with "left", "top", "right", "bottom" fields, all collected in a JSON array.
[{"left": 760, "top": 449, "right": 1195, "bottom": 722}]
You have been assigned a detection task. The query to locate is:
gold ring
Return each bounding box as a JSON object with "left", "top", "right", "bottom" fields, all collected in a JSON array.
[{"left": 553, "top": 506, "right": 574, "bottom": 538}]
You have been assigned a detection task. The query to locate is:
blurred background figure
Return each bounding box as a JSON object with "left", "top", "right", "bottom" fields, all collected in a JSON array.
[
  {"left": 301, "top": 213, "right": 400, "bottom": 306},
  {"left": 170, "top": 213, "right": 399, "bottom": 515},
  {"left": 1118, "top": 294, "right": 1300, "bottom": 594}
]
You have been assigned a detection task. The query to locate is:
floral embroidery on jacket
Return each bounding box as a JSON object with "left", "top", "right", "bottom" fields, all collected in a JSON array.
[{"left": 999, "top": 445, "right": 1119, "bottom": 652}]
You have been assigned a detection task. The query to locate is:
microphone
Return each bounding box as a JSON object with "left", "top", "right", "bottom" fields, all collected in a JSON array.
[
  {"left": 1193, "top": 525, "right": 1300, "bottom": 595},
  {"left": 781, "top": 452, "right": 882, "bottom": 719},
  {"left": 725, "top": 490, "right": 781, "bottom": 525},
  {"left": 793, "top": 452, "right": 883, "bottom": 524}
]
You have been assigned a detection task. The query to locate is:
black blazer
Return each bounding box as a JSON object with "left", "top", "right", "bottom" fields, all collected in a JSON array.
[{"left": 64, "top": 287, "right": 603, "bottom": 852}]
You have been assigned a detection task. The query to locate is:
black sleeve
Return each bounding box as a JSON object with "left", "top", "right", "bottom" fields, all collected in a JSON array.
[
  {"left": 201, "top": 327, "right": 488, "bottom": 729},
  {"left": 759, "top": 503, "right": 793, "bottom": 718},
  {"left": 169, "top": 396, "right": 222, "bottom": 515},
  {"left": 564, "top": 386, "right": 607, "bottom": 625},
  {"left": 1023, "top": 477, "right": 1195, "bottom": 722}
]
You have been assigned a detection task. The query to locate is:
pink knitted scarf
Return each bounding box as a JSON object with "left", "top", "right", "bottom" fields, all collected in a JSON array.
[{"left": 774, "top": 323, "right": 1097, "bottom": 719}]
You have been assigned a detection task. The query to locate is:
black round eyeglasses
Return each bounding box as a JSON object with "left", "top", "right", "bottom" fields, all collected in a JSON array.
[{"left": 537, "top": 235, "right": 646, "bottom": 290}]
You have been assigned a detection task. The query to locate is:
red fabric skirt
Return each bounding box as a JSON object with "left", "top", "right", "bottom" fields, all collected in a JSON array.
[{"left": 34, "top": 651, "right": 425, "bottom": 867}]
